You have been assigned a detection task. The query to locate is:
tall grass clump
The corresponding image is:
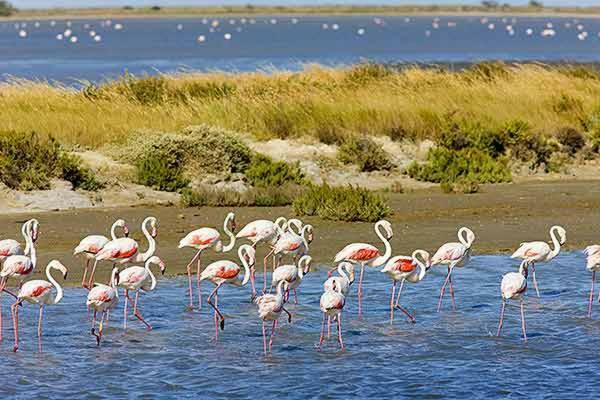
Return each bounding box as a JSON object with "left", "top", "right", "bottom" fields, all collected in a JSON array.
[
  {"left": 181, "top": 184, "right": 303, "bottom": 207},
  {"left": 293, "top": 184, "right": 391, "bottom": 222},
  {"left": 337, "top": 136, "right": 393, "bottom": 172},
  {"left": 244, "top": 154, "right": 306, "bottom": 187},
  {"left": 0, "top": 131, "right": 102, "bottom": 191}
]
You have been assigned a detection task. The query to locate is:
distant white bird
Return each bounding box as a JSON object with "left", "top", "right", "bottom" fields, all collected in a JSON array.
[
  {"left": 87, "top": 266, "right": 119, "bottom": 346},
  {"left": 511, "top": 225, "right": 566, "bottom": 297},
  {"left": 318, "top": 281, "right": 346, "bottom": 350},
  {"left": 271, "top": 255, "right": 312, "bottom": 304},
  {"left": 497, "top": 260, "right": 529, "bottom": 341},
  {"left": 255, "top": 280, "right": 291, "bottom": 354},
  {"left": 324, "top": 262, "right": 355, "bottom": 296}
]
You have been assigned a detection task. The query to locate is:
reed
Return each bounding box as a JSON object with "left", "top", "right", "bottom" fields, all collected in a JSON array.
[{"left": 2, "top": 63, "right": 600, "bottom": 151}]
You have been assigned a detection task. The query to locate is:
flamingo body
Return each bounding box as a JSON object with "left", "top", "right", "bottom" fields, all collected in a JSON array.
[
  {"left": 334, "top": 243, "right": 380, "bottom": 264},
  {"left": 74, "top": 235, "right": 110, "bottom": 259},
  {"left": 585, "top": 245, "right": 600, "bottom": 271},
  {"left": 431, "top": 242, "right": 470, "bottom": 267},
  {"left": 0, "top": 239, "right": 22, "bottom": 261},
  {"left": 95, "top": 237, "right": 139, "bottom": 264},
  {"left": 1, "top": 256, "right": 34, "bottom": 280},
  {"left": 178, "top": 228, "right": 220, "bottom": 250},
  {"left": 511, "top": 241, "right": 553, "bottom": 264},
  {"left": 87, "top": 284, "right": 119, "bottom": 312},
  {"left": 236, "top": 219, "right": 281, "bottom": 245}
]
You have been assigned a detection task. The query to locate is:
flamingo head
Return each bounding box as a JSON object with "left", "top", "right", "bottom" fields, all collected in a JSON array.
[
  {"left": 228, "top": 212, "right": 237, "bottom": 233},
  {"left": 30, "top": 219, "right": 40, "bottom": 242},
  {"left": 381, "top": 220, "right": 393, "bottom": 240},
  {"left": 554, "top": 225, "right": 567, "bottom": 245},
  {"left": 158, "top": 258, "right": 167, "bottom": 275},
  {"left": 305, "top": 225, "right": 314, "bottom": 243},
  {"left": 115, "top": 219, "right": 129, "bottom": 237},
  {"left": 241, "top": 244, "right": 256, "bottom": 267},
  {"left": 151, "top": 221, "right": 158, "bottom": 238}
]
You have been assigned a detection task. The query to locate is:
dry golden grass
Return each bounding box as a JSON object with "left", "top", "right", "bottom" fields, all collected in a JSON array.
[{"left": 2, "top": 63, "right": 600, "bottom": 149}]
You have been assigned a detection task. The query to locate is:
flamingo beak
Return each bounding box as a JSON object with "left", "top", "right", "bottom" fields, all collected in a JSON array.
[
  {"left": 160, "top": 262, "right": 166, "bottom": 275},
  {"left": 231, "top": 221, "right": 237, "bottom": 233},
  {"left": 124, "top": 225, "right": 130, "bottom": 237},
  {"left": 115, "top": 271, "right": 120, "bottom": 286},
  {"left": 151, "top": 227, "right": 158, "bottom": 238},
  {"left": 64, "top": 271, "right": 68, "bottom": 279}
]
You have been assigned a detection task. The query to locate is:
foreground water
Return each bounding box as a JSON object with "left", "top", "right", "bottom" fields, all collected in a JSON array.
[
  {"left": 1, "top": 252, "right": 598, "bottom": 398},
  {"left": 3, "top": 15, "right": 600, "bottom": 82}
]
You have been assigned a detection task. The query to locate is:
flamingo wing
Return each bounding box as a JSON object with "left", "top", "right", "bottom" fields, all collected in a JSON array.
[
  {"left": 432, "top": 243, "right": 466, "bottom": 265},
  {"left": 272, "top": 265, "right": 297, "bottom": 284},
  {"left": 237, "top": 220, "right": 273, "bottom": 241},
  {"left": 178, "top": 228, "right": 220, "bottom": 248},
  {"left": 1, "top": 256, "right": 33, "bottom": 278},
  {"left": 334, "top": 243, "right": 379, "bottom": 263},
  {"left": 585, "top": 245, "right": 600, "bottom": 257},
  {"left": 511, "top": 241, "right": 550, "bottom": 260},
  {"left": 19, "top": 280, "right": 52, "bottom": 300},
  {"left": 96, "top": 238, "right": 138, "bottom": 261},
  {"left": 75, "top": 235, "right": 109, "bottom": 255},
  {"left": 0, "top": 239, "right": 22, "bottom": 258},
  {"left": 320, "top": 291, "right": 345, "bottom": 312},
  {"left": 382, "top": 256, "right": 415, "bottom": 273},
  {"left": 501, "top": 272, "right": 526, "bottom": 299}
]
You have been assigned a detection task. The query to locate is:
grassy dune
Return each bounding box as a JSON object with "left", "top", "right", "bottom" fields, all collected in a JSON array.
[
  {"left": 2, "top": 63, "right": 600, "bottom": 149},
  {"left": 5, "top": 5, "right": 600, "bottom": 19}
]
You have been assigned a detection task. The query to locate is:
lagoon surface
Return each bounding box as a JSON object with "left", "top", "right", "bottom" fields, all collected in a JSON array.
[
  {"left": 2, "top": 15, "right": 600, "bottom": 83},
  {"left": 1, "top": 253, "right": 599, "bottom": 399}
]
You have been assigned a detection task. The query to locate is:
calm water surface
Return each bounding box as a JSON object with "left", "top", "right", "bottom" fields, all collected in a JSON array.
[
  {"left": 0, "top": 252, "right": 598, "bottom": 398},
  {"left": 2, "top": 16, "right": 600, "bottom": 82}
]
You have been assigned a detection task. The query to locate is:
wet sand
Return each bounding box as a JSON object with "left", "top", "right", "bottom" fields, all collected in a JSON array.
[{"left": 1, "top": 179, "right": 598, "bottom": 286}]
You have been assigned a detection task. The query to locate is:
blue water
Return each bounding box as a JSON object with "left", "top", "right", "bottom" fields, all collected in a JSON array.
[
  {"left": 2, "top": 15, "right": 600, "bottom": 83},
  {"left": 1, "top": 252, "right": 598, "bottom": 398}
]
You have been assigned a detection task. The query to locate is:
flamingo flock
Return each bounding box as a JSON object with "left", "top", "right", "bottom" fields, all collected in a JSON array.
[{"left": 0, "top": 210, "right": 597, "bottom": 354}]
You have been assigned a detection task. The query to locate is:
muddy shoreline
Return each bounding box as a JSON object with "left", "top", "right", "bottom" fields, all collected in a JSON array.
[{"left": 0, "top": 179, "right": 598, "bottom": 286}]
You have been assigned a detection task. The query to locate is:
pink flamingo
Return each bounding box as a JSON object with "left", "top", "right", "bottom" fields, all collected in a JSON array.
[
  {"left": 177, "top": 212, "right": 236, "bottom": 310},
  {"left": 584, "top": 245, "right": 600, "bottom": 318},
  {"left": 511, "top": 225, "right": 566, "bottom": 297},
  {"left": 255, "top": 280, "right": 291, "bottom": 355},
  {"left": 272, "top": 224, "right": 314, "bottom": 268},
  {"left": 10, "top": 260, "right": 68, "bottom": 352},
  {"left": 236, "top": 216, "right": 287, "bottom": 296},
  {"left": 0, "top": 219, "right": 37, "bottom": 341},
  {"left": 497, "top": 260, "right": 529, "bottom": 341},
  {"left": 271, "top": 255, "right": 312, "bottom": 304},
  {"left": 74, "top": 218, "right": 128, "bottom": 288},
  {"left": 87, "top": 266, "right": 119, "bottom": 346},
  {"left": 431, "top": 227, "right": 475, "bottom": 312},
  {"left": 118, "top": 256, "right": 166, "bottom": 330},
  {"left": 88, "top": 216, "right": 157, "bottom": 287},
  {"left": 199, "top": 244, "right": 255, "bottom": 340},
  {"left": 0, "top": 219, "right": 39, "bottom": 261},
  {"left": 318, "top": 280, "right": 346, "bottom": 351},
  {"left": 381, "top": 250, "right": 430, "bottom": 324},
  {"left": 333, "top": 219, "right": 393, "bottom": 315},
  {"left": 324, "top": 262, "right": 355, "bottom": 296}
]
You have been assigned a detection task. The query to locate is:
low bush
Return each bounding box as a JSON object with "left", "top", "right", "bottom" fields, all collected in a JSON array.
[
  {"left": 441, "top": 178, "right": 480, "bottom": 194},
  {"left": 136, "top": 150, "right": 189, "bottom": 192},
  {"left": 337, "top": 136, "right": 393, "bottom": 172},
  {"left": 244, "top": 154, "right": 305, "bottom": 187},
  {"left": 407, "top": 147, "right": 512, "bottom": 184},
  {"left": 181, "top": 184, "right": 303, "bottom": 207},
  {"left": 293, "top": 184, "right": 392, "bottom": 222},
  {"left": 556, "top": 127, "right": 585, "bottom": 155},
  {"left": 121, "top": 124, "right": 253, "bottom": 176},
  {"left": 0, "top": 131, "right": 102, "bottom": 191}
]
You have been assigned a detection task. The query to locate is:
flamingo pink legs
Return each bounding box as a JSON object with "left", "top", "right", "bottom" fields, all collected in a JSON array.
[
  {"left": 263, "top": 249, "right": 275, "bottom": 294},
  {"left": 81, "top": 259, "right": 90, "bottom": 288},
  {"left": 91, "top": 310, "right": 108, "bottom": 346},
  {"left": 589, "top": 271, "right": 595, "bottom": 318},
  {"left": 318, "top": 313, "right": 344, "bottom": 350},
  {"left": 357, "top": 263, "right": 365, "bottom": 316},
  {"left": 183, "top": 250, "right": 202, "bottom": 310},
  {"left": 0, "top": 281, "right": 19, "bottom": 342},
  {"left": 497, "top": 300, "right": 527, "bottom": 341},
  {"left": 529, "top": 262, "right": 540, "bottom": 297},
  {"left": 207, "top": 283, "right": 225, "bottom": 340},
  {"left": 437, "top": 265, "right": 457, "bottom": 312}
]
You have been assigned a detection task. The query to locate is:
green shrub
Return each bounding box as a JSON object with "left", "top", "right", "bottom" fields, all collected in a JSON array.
[
  {"left": 408, "top": 147, "right": 512, "bottom": 184},
  {"left": 0, "top": 131, "right": 102, "bottom": 191},
  {"left": 0, "top": 1, "right": 15, "bottom": 17},
  {"left": 120, "top": 124, "right": 252, "bottom": 176},
  {"left": 244, "top": 154, "right": 305, "bottom": 187},
  {"left": 58, "top": 153, "right": 104, "bottom": 191},
  {"left": 337, "top": 136, "right": 393, "bottom": 172},
  {"left": 136, "top": 150, "right": 189, "bottom": 192},
  {"left": 441, "top": 178, "right": 480, "bottom": 194},
  {"left": 556, "top": 127, "right": 585, "bottom": 155},
  {"left": 293, "top": 184, "right": 391, "bottom": 222}
]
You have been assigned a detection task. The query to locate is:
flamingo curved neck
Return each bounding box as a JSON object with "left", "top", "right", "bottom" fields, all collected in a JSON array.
[
  {"left": 238, "top": 246, "right": 251, "bottom": 286},
  {"left": 372, "top": 221, "right": 391, "bottom": 267},
  {"left": 338, "top": 263, "right": 349, "bottom": 282},
  {"left": 549, "top": 227, "right": 562, "bottom": 259},
  {"left": 276, "top": 280, "right": 286, "bottom": 299},
  {"left": 22, "top": 220, "right": 31, "bottom": 255},
  {"left": 139, "top": 218, "right": 156, "bottom": 261},
  {"left": 110, "top": 269, "right": 119, "bottom": 293},
  {"left": 459, "top": 227, "right": 474, "bottom": 249},
  {"left": 222, "top": 214, "right": 236, "bottom": 252},
  {"left": 47, "top": 264, "right": 64, "bottom": 304},
  {"left": 27, "top": 225, "right": 36, "bottom": 271},
  {"left": 110, "top": 221, "right": 120, "bottom": 241},
  {"left": 146, "top": 259, "right": 157, "bottom": 291},
  {"left": 412, "top": 251, "right": 428, "bottom": 281},
  {"left": 301, "top": 226, "right": 310, "bottom": 253}
]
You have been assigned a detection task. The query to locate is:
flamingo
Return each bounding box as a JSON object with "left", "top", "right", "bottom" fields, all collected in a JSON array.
[
  {"left": 324, "top": 262, "right": 355, "bottom": 296},
  {"left": 333, "top": 219, "right": 393, "bottom": 315},
  {"left": 0, "top": 219, "right": 37, "bottom": 341},
  {"left": 74, "top": 218, "right": 128, "bottom": 288},
  {"left": 255, "top": 280, "right": 291, "bottom": 355},
  {"left": 199, "top": 244, "right": 255, "bottom": 340},
  {"left": 87, "top": 266, "right": 119, "bottom": 346},
  {"left": 381, "top": 250, "right": 431, "bottom": 324},
  {"left": 88, "top": 216, "right": 158, "bottom": 288},
  {"left": 431, "top": 227, "right": 475, "bottom": 312},
  {"left": 497, "top": 260, "right": 529, "bottom": 341},
  {"left": 271, "top": 255, "right": 312, "bottom": 304},
  {"left": 511, "top": 225, "right": 567, "bottom": 297},
  {"left": 317, "top": 280, "right": 346, "bottom": 351},
  {"left": 118, "top": 256, "right": 166, "bottom": 330},
  {"left": 584, "top": 245, "right": 600, "bottom": 318},
  {"left": 10, "top": 260, "right": 68, "bottom": 352},
  {"left": 178, "top": 212, "right": 236, "bottom": 310},
  {"left": 0, "top": 219, "right": 39, "bottom": 261},
  {"left": 272, "top": 224, "right": 314, "bottom": 268},
  {"left": 236, "top": 216, "right": 287, "bottom": 296}
]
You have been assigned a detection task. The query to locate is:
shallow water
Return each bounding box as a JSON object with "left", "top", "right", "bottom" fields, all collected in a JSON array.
[
  {"left": 1, "top": 252, "right": 598, "bottom": 398},
  {"left": 3, "top": 15, "right": 600, "bottom": 82}
]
